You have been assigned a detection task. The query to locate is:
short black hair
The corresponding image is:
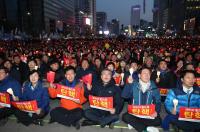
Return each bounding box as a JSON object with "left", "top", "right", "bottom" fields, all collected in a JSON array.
[
  {"left": 0, "top": 65, "right": 8, "bottom": 73},
  {"left": 64, "top": 66, "right": 76, "bottom": 74},
  {"left": 106, "top": 62, "right": 115, "bottom": 67},
  {"left": 158, "top": 59, "right": 167, "bottom": 64},
  {"left": 138, "top": 66, "right": 152, "bottom": 74},
  {"left": 180, "top": 70, "right": 196, "bottom": 79},
  {"left": 29, "top": 70, "right": 40, "bottom": 77}
]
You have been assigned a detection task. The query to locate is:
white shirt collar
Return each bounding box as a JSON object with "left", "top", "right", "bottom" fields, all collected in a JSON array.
[
  {"left": 183, "top": 85, "right": 193, "bottom": 94},
  {"left": 139, "top": 79, "right": 150, "bottom": 93}
]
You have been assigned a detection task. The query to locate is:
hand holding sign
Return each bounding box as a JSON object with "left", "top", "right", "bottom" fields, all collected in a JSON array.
[
  {"left": 47, "top": 71, "right": 55, "bottom": 83},
  {"left": 7, "top": 88, "right": 14, "bottom": 96},
  {"left": 7, "top": 88, "right": 18, "bottom": 101},
  {"left": 82, "top": 74, "right": 92, "bottom": 85}
]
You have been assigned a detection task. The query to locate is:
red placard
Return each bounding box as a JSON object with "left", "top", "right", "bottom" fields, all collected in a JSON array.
[
  {"left": 82, "top": 74, "right": 92, "bottom": 85},
  {"left": 159, "top": 88, "right": 169, "bottom": 96},
  {"left": 196, "top": 78, "right": 200, "bottom": 87},
  {"left": 0, "top": 92, "right": 11, "bottom": 108},
  {"left": 11, "top": 100, "right": 38, "bottom": 113},
  {"left": 47, "top": 71, "right": 55, "bottom": 83},
  {"left": 179, "top": 107, "right": 200, "bottom": 122},
  {"left": 114, "top": 76, "right": 121, "bottom": 85},
  {"left": 56, "top": 84, "right": 80, "bottom": 103},
  {"left": 128, "top": 104, "right": 155, "bottom": 119},
  {"left": 89, "top": 95, "right": 113, "bottom": 111}
]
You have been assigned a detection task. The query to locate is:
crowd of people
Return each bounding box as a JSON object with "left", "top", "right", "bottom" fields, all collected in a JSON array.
[{"left": 0, "top": 38, "right": 200, "bottom": 132}]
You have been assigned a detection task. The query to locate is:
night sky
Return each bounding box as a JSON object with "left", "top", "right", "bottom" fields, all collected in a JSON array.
[{"left": 97, "top": 0, "right": 154, "bottom": 25}]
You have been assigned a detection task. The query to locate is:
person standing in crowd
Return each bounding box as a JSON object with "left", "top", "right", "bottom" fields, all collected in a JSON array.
[
  {"left": 40, "top": 54, "right": 50, "bottom": 78},
  {"left": 14, "top": 70, "right": 49, "bottom": 126},
  {"left": 76, "top": 59, "right": 97, "bottom": 83},
  {"left": 48, "top": 58, "right": 65, "bottom": 83},
  {"left": 3, "top": 60, "right": 21, "bottom": 83},
  {"left": 124, "top": 61, "right": 139, "bottom": 84},
  {"left": 12, "top": 55, "right": 29, "bottom": 84},
  {"left": 83, "top": 69, "right": 123, "bottom": 128},
  {"left": 0, "top": 66, "right": 21, "bottom": 125},
  {"left": 162, "top": 70, "right": 200, "bottom": 132},
  {"left": 122, "top": 67, "right": 161, "bottom": 132},
  {"left": 48, "top": 66, "right": 87, "bottom": 129},
  {"left": 93, "top": 57, "right": 104, "bottom": 80}
]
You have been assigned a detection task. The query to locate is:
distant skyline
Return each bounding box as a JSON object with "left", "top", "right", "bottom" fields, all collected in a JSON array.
[{"left": 96, "top": 0, "right": 154, "bottom": 26}]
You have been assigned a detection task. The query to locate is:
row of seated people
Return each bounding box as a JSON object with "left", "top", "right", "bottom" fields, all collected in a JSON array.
[{"left": 0, "top": 63, "right": 200, "bottom": 132}]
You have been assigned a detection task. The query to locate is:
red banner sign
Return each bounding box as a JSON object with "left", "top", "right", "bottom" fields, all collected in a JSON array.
[
  {"left": 196, "top": 78, "right": 200, "bottom": 87},
  {"left": 0, "top": 92, "right": 11, "bottom": 108},
  {"left": 114, "top": 76, "right": 121, "bottom": 85},
  {"left": 159, "top": 88, "right": 169, "bottom": 96},
  {"left": 56, "top": 84, "right": 80, "bottom": 103},
  {"left": 179, "top": 107, "right": 200, "bottom": 122},
  {"left": 82, "top": 74, "right": 92, "bottom": 85},
  {"left": 47, "top": 71, "right": 55, "bottom": 83},
  {"left": 11, "top": 100, "right": 38, "bottom": 113},
  {"left": 89, "top": 95, "right": 113, "bottom": 111},
  {"left": 128, "top": 104, "right": 156, "bottom": 119}
]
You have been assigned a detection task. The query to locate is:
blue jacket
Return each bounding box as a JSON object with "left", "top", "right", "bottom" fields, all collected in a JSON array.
[
  {"left": 122, "top": 81, "right": 161, "bottom": 113},
  {"left": 22, "top": 80, "right": 50, "bottom": 113},
  {"left": 165, "top": 85, "right": 200, "bottom": 114},
  {"left": 0, "top": 76, "right": 22, "bottom": 100}
]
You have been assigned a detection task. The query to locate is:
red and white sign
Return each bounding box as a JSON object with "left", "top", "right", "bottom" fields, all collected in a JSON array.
[
  {"left": 11, "top": 100, "right": 38, "bottom": 113},
  {"left": 89, "top": 95, "right": 113, "bottom": 111},
  {"left": 128, "top": 104, "right": 156, "bottom": 119},
  {"left": 56, "top": 84, "right": 80, "bottom": 103},
  {"left": 0, "top": 92, "right": 11, "bottom": 108},
  {"left": 179, "top": 107, "right": 200, "bottom": 122},
  {"left": 159, "top": 88, "right": 169, "bottom": 96}
]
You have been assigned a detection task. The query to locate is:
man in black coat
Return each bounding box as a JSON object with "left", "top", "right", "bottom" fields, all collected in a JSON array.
[{"left": 83, "top": 68, "right": 123, "bottom": 128}]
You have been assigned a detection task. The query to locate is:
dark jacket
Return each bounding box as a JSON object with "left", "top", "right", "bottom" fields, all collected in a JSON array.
[
  {"left": 22, "top": 80, "right": 50, "bottom": 113},
  {"left": 85, "top": 80, "right": 123, "bottom": 115},
  {"left": 0, "top": 76, "right": 22, "bottom": 101},
  {"left": 151, "top": 70, "right": 177, "bottom": 89}
]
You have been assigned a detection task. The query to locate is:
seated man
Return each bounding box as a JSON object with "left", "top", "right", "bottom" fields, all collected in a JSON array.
[
  {"left": 14, "top": 70, "right": 49, "bottom": 126},
  {"left": 49, "top": 66, "right": 86, "bottom": 129},
  {"left": 0, "top": 66, "right": 21, "bottom": 125},
  {"left": 162, "top": 70, "right": 200, "bottom": 132},
  {"left": 83, "top": 68, "right": 123, "bottom": 128},
  {"left": 151, "top": 60, "right": 177, "bottom": 101},
  {"left": 122, "top": 67, "right": 161, "bottom": 132}
]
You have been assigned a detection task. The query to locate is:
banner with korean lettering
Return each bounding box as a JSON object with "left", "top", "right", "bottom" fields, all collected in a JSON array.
[
  {"left": 179, "top": 107, "right": 200, "bottom": 122},
  {"left": 11, "top": 100, "right": 38, "bottom": 113},
  {"left": 0, "top": 92, "right": 11, "bottom": 108},
  {"left": 128, "top": 104, "right": 156, "bottom": 119},
  {"left": 159, "top": 88, "right": 169, "bottom": 96},
  {"left": 56, "top": 84, "right": 80, "bottom": 103},
  {"left": 89, "top": 95, "right": 113, "bottom": 111}
]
